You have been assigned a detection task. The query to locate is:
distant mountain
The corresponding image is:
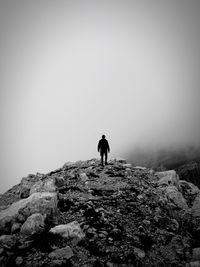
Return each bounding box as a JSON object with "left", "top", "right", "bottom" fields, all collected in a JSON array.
[
  {"left": 127, "top": 145, "right": 200, "bottom": 171},
  {"left": 176, "top": 161, "right": 200, "bottom": 188}
]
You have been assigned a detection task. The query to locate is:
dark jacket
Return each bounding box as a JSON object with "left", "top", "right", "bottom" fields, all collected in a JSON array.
[{"left": 98, "top": 139, "right": 110, "bottom": 154}]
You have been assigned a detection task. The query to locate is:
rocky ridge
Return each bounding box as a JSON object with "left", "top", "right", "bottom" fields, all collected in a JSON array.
[{"left": 0, "top": 158, "right": 200, "bottom": 266}]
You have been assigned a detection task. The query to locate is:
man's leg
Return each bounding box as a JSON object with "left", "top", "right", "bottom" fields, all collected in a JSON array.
[
  {"left": 105, "top": 151, "right": 108, "bottom": 165},
  {"left": 101, "top": 153, "right": 104, "bottom": 166}
]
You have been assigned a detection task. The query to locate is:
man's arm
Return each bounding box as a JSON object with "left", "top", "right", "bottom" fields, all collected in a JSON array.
[
  {"left": 97, "top": 141, "right": 100, "bottom": 152},
  {"left": 107, "top": 141, "right": 110, "bottom": 153}
]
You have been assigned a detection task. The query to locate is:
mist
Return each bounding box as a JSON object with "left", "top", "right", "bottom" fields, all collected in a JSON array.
[{"left": 0, "top": 0, "right": 200, "bottom": 193}]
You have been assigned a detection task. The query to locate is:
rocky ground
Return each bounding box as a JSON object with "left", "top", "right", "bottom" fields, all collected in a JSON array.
[{"left": 0, "top": 158, "right": 200, "bottom": 267}]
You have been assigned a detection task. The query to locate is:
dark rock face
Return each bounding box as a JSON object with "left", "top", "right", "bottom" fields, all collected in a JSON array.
[
  {"left": 176, "top": 161, "right": 200, "bottom": 188},
  {"left": 0, "top": 158, "right": 199, "bottom": 266}
]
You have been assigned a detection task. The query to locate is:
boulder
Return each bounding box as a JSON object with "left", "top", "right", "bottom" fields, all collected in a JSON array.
[
  {"left": 30, "top": 178, "right": 56, "bottom": 195},
  {"left": 21, "top": 213, "right": 46, "bottom": 236},
  {"left": 19, "top": 192, "right": 57, "bottom": 220},
  {"left": 165, "top": 185, "right": 188, "bottom": 210},
  {"left": 0, "top": 192, "right": 57, "bottom": 234},
  {"left": 48, "top": 246, "right": 73, "bottom": 260},
  {"left": 49, "top": 221, "right": 85, "bottom": 244},
  {"left": 156, "top": 170, "right": 180, "bottom": 190}
]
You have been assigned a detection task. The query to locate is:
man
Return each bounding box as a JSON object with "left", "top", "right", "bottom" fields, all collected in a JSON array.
[{"left": 97, "top": 135, "right": 110, "bottom": 166}]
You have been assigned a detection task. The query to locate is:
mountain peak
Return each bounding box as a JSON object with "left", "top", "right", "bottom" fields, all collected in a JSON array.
[{"left": 0, "top": 158, "right": 200, "bottom": 266}]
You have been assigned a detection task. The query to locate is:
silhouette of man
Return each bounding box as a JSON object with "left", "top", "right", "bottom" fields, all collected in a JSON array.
[{"left": 98, "top": 135, "right": 110, "bottom": 166}]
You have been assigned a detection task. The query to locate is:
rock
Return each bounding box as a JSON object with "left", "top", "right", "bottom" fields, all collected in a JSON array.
[
  {"left": 179, "top": 180, "right": 199, "bottom": 207},
  {"left": 79, "top": 173, "right": 89, "bottom": 182},
  {"left": 0, "top": 235, "right": 16, "bottom": 249},
  {"left": 20, "top": 174, "right": 42, "bottom": 198},
  {"left": 192, "top": 193, "right": 200, "bottom": 218},
  {"left": 142, "top": 219, "right": 151, "bottom": 226},
  {"left": 165, "top": 185, "right": 188, "bottom": 210},
  {"left": 112, "top": 157, "right": 127, "bottom": 163},
  {"left": 48, "top": 246, "right": 73, "bottom": 260},
  {"left": 0, "top": 158, "right": 200, "bottom": 266},
  {"left": 0, "top": 256, "right": 8, "bottom": 267},
  {"left": 0, "top": 206, "right": 8, "bottom": 212},
  {"left": 187, "top": 262, "right": 200, "bottom": 267},
  {"left": 156, "top": 170, "right": 180, "bottom": 190},
  {"left": 48, "top": 168, "right": 62, "bottom": 176},
  {"left": 49, "top": 221, "right": 85, "bottom": 244},
  {"left": 54, "top": 176, "right": 64, "bottom": 188},
  {"left": 20, "top": 186, "right": 30, "bottom": 199},
  {"left": 17, "top": 239, "right": 33, "bottom": 250},
  {"left": 180, "top": 180, "right": 199, "bottom": 195},
  {"left": 192, "top": 248, "right": 200, "bottom": 261},
  {"left": 20, "top": 174, "right": 37, "bottom": 189},
  {"left": 109, "top": 228, "right": 122, "bottom": 240},
  {"left": 93, "top": 259, "right": 105, "bottom": 266},
  {"left": 49, "top": 259, "right": 63, "bottom": 267},
  {"left": 133, "top": 247, "right": 146, "bottom": 258},
  {"left": 0, "top": 192, "right": 57, "bottom": 234},
  {"left": 63, "top": 161, "right": 74, "bottom": 168},
  {"left": 86, "top": 227, "right": 97, "bottom": 238},
  {"left": 0, "top": 248, "right": 4, "bottom": 255},
  {"left": 137, "top": 195, "right": 144, "bottom": 200},
  {"left": 170, "top": 219, "right": 179, "bottom": 232},
  {"left": 123, "top": 163, "right": 132, "bottom": 168},
  {"left": 134, "top": 166, "right": 147, "bottom": 170},
  {"left": 15, "top": 256, "right": 23, "bottom": 266},
  {"left": 30, "top": 178, "right": 56, "bottom": 195},
  {"left": 15, "top": 214, "right": 26, "bottom": 223},
  {"left": 11, "top": 222, "right": 21, "bottom": 234},
  {"left": 98, "top": 231, "right": 108, "bottom": 238},
  {"left": 20, "top": 213, "right": 46, "bottom": 236},
  {"left": 22, "top": 192, "right": 57, "bottom": 219},
  {"left": 0, "top": 216, "right": 12, "bottom": 234}
]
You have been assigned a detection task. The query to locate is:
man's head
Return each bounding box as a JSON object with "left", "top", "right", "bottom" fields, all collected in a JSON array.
[{"left": 102, "top": 135, "right": 105, "bottom": 139}]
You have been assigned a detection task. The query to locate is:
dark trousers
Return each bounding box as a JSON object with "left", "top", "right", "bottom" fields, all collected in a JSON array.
[{"left": 101, "top": 151, "right": 108, "bottom": 166}]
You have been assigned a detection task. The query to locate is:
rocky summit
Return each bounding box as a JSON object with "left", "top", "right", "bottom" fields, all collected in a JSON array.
[{"left": 0, "top": 158, "right": 200, "bottom": 267}]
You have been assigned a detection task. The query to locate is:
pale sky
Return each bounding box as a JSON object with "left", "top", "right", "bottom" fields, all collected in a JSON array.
[{"left": 0, "top": 0, "right": 200, "bottom": 193}]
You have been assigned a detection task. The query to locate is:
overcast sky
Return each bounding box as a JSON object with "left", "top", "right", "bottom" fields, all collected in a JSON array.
[{"left": 0, "top": 0, "right": 200, "bottom": 193}]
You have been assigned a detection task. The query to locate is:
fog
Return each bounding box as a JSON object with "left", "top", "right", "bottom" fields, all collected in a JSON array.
[{"left": 0, "top": 0, "right": 200, "bottom": 193}]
